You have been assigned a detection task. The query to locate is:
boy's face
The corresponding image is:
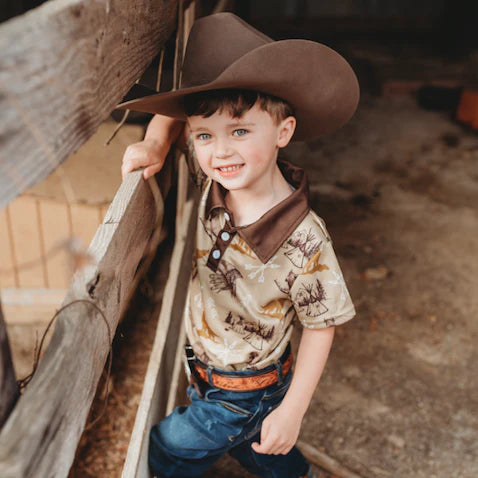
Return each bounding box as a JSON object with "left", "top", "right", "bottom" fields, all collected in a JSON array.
[{"left": 187, "top": 103, "right": 295, "bottom": 195}]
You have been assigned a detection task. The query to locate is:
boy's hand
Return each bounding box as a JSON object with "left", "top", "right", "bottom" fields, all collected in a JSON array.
[
  {"left": 121, "top": 138, "right": 168, "bottom": 181},
  {"left": 251, "top": 403, "right": 303, "bottom": 455}
]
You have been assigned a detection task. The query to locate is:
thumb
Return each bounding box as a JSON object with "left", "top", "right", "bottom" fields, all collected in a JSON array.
[
  {"left": 251, "top": 422, "right": 269, "bottom": 454},
  {"left": 251, "top": 441, "right": 263, "bottom": 453}
]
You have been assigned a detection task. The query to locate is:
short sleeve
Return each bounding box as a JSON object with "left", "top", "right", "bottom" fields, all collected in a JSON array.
[{"left": 289, "top": 235, "right": 356, "bottom": 329}]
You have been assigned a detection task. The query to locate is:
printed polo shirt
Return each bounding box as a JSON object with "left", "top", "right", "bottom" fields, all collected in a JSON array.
[{"left": 184, "top": 156, "right": 356, "bottom": 371}]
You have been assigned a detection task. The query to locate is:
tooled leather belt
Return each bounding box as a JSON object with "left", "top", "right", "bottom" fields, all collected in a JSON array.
[{"left": 192, "top": 348, "right": 293, "bottom": 391}]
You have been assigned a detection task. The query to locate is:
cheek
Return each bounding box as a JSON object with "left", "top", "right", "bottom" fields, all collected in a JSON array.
[
  {"left": 194, "top": 147, "right": 212, "bottom": 171},
  {"left": 240, "top": 141, "right": 274, "bottom": 167}
]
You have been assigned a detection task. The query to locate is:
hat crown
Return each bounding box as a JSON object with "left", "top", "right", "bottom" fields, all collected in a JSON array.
[{"left": 181, "top": 13, "right": 272, "bottom": 88}]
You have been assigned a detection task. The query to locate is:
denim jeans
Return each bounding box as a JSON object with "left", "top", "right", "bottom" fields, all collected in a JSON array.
[{"left": 149, "top": 354, "right": 311, "bottom": 478}]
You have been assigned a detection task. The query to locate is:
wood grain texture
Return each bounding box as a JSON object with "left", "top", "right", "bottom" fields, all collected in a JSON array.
[
  {"left": 0, "top": 0, "right": 177, "bottom": 208},
  {"left": 0, "top": 170, "right": 163, "bottom": 478},
  {"left": 0, "top": 300, "right": 19, "bottom": 430},
  {"left": 121, "top": 193, "right": 197, "bottom": 478}
]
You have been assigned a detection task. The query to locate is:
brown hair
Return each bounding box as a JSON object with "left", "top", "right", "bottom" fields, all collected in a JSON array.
[{"left": 183, "top": 89, "right": 294, "bottom": 124}]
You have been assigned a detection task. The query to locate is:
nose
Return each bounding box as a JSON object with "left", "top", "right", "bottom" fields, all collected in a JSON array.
[{"left": 214, "top": 137, "right": 232, "bottom": 159}]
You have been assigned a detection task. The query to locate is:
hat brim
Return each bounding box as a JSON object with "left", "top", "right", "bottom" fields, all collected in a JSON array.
[{"left": 117, "top": 40, "right": 359, "bottom": 141}]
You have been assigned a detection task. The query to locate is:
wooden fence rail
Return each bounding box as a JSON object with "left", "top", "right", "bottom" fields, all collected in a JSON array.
[
  {"left": 0, "top": 301, "right": 19, "bottom": 429},
  {"left": 0, "top": 170, "right": 165, "bottom": 477},
  {"left": 0, "top": 0, "right": 177, "bottom": 208},
  {"left": 0, "top": 0, "right": 181, "bottom": 475}
]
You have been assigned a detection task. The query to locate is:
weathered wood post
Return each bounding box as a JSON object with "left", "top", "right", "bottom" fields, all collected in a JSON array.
[
  {"left": 0, "top": 299, "right": 19, "bottom": 429},
  {"left": 0, "top": 0, "right": 179, "bottom": 476}
]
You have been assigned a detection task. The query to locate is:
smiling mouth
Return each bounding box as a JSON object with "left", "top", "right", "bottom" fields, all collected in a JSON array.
[{"left": 217, "top": 165, "right": 244, "bottom": 172}]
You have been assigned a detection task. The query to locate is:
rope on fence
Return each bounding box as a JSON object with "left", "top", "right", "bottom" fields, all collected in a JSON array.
[{"left": 16, "top": 298, "right": 113, "bottom": 431}]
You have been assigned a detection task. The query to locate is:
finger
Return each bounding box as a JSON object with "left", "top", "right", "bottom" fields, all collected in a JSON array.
[
  {"left": 121, "top": 143, "right": 144, "bottom": 166},
  {"left": 252, "top": 433, "right": 277, "bottom": 455},
  {"left": 143, "top": 162, "right": 163, "bottom": 179},
  {"left": 280, "top": 445, "right": 293, "bottom": 455},
  {"left": 267, "top": 435, "right": 290, "bottom": 455},
  {"left": 251, "top": 441, "right": 271, "bottom": 455},
  {"left": 267, "top": 442, "right": 283, "bottom": 455},
  {"left": 122, "top": 155, "right": 151, "bottom": 176}
]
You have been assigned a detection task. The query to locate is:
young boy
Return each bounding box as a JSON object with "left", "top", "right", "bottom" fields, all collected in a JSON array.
[{"left": 119, "top": 12, "right": 359, "bottom": 478}]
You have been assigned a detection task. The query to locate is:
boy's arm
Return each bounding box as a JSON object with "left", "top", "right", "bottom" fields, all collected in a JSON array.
[
  {"left": 121, "top": 114, "right": 186, "bottom": 180},
  {"left": 251, "top": 326, "right": 335, "bottom": 455}
]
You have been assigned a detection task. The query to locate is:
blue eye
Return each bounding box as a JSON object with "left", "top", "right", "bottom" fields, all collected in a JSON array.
[
  {"left": 197, "top": 133, "right": 211, "bottom": 140},
  {"left": 233, "top": 129, "right": 248, "bottom": 137}
]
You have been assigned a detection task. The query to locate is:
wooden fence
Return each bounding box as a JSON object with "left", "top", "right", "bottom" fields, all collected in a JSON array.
[
  {"left": 0, "top": 2, "right": 368, "bottom": 477},
  {"left": 0, "top": 0, "right": 182, "bottom": 476},
  {"left": 0, "top": 0, "right": 177, "bottom": 208}
]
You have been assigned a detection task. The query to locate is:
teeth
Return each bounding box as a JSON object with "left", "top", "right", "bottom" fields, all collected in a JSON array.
[{"left": 219, "top": 165, "right": 242, "bottom": 172}]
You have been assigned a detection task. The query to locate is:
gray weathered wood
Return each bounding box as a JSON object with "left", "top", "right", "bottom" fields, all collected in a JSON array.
[
  {"left": 122, "top": 3, "right": 197, "bottom": 474},
  {"left": 0, "top": 299, "right": 19, "bottom": 430},
  {"left": 0, "top": 0, "right": 177, "bottom": 208},
  {"left": 121, "top": 166, "right": 197, "bottom": 478},
  {"left": 0, "top": 171, "right": 164, "bottom": 478}
]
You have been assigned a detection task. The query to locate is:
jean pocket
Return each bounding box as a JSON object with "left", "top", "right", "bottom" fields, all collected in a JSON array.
[
  {"left": 205, "top": 388, "right": 259, "bottom": 417},
  {"left": 218, "top": 400, "right": 254, "bottom": 417}
]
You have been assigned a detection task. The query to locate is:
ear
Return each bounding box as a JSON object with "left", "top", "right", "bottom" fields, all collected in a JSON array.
[{"left": 277, "top": 116, "right": 296, "bottom": 148}]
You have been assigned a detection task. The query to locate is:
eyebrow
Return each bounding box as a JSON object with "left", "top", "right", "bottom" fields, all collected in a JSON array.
[
  {"left": 225, "top": 122, "right": 255, "bottom": 127},
  {"left": 189, "top": 123, "right": 255, "bottom": 132}
]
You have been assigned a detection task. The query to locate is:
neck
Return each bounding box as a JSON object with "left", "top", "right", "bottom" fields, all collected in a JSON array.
[{"left": 225, "top": 164, "right": 293, "bottom": 226}]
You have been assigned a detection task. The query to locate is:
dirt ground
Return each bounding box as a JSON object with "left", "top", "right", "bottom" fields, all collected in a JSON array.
[{"left": 70, "top": 95, "right": 478, "bottom": 478}]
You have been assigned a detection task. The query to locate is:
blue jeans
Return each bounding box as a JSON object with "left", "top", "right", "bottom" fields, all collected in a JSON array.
[{"left": 149, "top": 356, "right": 311, "bottom": 478}]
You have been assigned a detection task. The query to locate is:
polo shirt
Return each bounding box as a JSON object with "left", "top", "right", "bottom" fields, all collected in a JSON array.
[{"left": 183, "top": 153, "right": 356, "bottom": 371}]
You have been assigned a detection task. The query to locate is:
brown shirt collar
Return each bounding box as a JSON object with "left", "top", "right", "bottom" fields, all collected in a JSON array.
[{"left": 205, "top": 160, "right": 311, "bottom": 264}]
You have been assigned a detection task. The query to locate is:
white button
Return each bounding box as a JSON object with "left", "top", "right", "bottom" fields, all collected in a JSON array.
[
  {"left": 224, "top": 212, "right": 230, "bottom": 221},
  {"left": 212, "top": 249, "right": 221, "bottom": 260},
  {"left": 221, "top": 231, "right": 230, "bottom": 241}
]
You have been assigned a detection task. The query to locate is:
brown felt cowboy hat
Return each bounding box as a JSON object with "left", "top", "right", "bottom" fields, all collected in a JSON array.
[{"left": 116, "top": 12, "right": 359, "bottom": 141}]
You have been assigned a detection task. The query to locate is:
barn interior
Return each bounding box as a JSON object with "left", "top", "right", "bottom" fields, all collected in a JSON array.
[{"left": 1, "top": 1, "right": 477, "bottom": 478}]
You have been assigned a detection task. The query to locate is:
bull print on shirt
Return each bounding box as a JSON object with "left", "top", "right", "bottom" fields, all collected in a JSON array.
[
  {"left": 282, "top": 228, "right": 322, "bottom": 268},
  {"left": 224, "top": 312, "right": 274, "bottom": 351}
]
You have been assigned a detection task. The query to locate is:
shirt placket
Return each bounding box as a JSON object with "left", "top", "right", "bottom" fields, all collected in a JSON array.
[{"left": 206, "top": 211, "right": 236, "bottom": 271}]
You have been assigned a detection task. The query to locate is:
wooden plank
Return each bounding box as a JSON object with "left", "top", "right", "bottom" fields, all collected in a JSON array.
[
  {"left": 122, "top": 193, "right": 197, "bottom": 478},
  {"left": 0, "top": 298, "right": 19, "bottom": 429},
  {"left": 8, "top": 197, "right": 46, "bottom": 289},
  {"left": 165, "top": 316, "right": 187, "bottom": 416},
  {"left": 0, "top": 0, "right": 178, "bottom": 208},
  {"left": 0, "top": 208, "right": 17, "bottom": 288},
  {"left": 122, "top": 3, "right": 199, "bottom": 474},
  {"left": 38, "top": 199, "right": 71, "bottom": 289},
  {"left": 0, "top": 170, "right": 164, "bottom": 478}
]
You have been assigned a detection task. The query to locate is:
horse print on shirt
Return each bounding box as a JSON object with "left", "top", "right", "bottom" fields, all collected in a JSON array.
[{"left": 282, "top": 228, "right": 322, "bottom": 268}]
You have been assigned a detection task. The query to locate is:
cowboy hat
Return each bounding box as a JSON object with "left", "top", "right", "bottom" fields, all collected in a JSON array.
[{"left": 116, "top": 12, "right": 359, "bottom": 141}]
